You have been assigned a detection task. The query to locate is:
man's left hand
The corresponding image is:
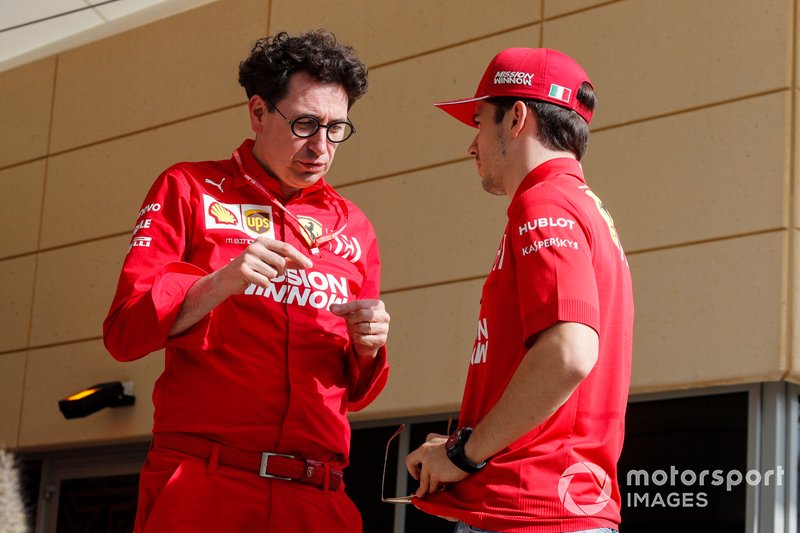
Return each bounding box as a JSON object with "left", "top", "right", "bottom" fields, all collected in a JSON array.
[
  {"left": 330, "top": 299, "right": 389, "bottom": 358},
  {"left": 405, "top": 433, "right": 469, "bottom": 496}
]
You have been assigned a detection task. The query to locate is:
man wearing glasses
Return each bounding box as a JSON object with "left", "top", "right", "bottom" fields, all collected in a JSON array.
[
  {"left": 104, "top": 30, "right": 389, "bottom": 532},
  {"left": 404, "top": 48, "right": 633, "bottom": 533}
]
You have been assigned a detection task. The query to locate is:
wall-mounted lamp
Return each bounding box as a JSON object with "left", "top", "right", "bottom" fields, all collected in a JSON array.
[{"left": 58, "top": 381, "right": 135, "bottom": 419}]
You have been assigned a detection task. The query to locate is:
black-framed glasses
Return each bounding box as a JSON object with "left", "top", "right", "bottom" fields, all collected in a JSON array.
[
  {"left": 267, "top": 99, "right": 355, "bottom": 143},
  {"left": 382, "top": 424, "right": 415, "bottom": 504}
]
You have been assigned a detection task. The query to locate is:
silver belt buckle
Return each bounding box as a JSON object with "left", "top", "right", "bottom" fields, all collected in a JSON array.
[{"left": 259, "top": 452, "right": 295, "bottom": 480}]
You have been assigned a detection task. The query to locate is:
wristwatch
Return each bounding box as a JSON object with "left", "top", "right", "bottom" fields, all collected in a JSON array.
[{"left": 445, "top": 427, "right": 487, "bottom": 473}]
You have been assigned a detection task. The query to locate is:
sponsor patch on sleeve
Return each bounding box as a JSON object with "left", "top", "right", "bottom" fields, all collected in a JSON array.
[
  {"left": 127, "top": 236, "right": 152, "bottom": 253},
  {"left": 517, "top": 216, "right": 580, "bottom": 256}
]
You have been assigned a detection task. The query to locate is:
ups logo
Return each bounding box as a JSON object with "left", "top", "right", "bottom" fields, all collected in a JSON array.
[{"left": 245, "top": 209, "right": 272, "bottom": 234}]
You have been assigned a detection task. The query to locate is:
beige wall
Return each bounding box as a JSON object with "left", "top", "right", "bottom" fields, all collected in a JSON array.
[{"left": 1, "top": 0, "right": 797, "bottom": 450}]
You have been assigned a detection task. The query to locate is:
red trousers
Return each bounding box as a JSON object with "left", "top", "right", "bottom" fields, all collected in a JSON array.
[{"left": 134, "top": 446, "right": 362, "bottom": 532}]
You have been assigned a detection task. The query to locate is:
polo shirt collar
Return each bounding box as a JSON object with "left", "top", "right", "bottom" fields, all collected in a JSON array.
[{"left": 509, "top": 157, "right": 586, "bottom": 215}]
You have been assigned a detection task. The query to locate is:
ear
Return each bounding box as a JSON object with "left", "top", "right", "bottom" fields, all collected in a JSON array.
[
  {"left": 248, "top": 95, "right": 266, "bottom": 133},
  {"left": 508, "top": 101, "right": 529, "bottom": 139}
]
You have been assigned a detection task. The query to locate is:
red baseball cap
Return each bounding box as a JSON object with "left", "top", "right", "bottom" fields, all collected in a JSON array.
[{"left": 435, "top": 47, "right": 594, "bottom": 127}]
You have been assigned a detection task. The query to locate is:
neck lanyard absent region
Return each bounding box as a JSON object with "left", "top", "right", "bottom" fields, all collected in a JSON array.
[{"left": 233, "top": 149, "right": 349, "bottom": 255}]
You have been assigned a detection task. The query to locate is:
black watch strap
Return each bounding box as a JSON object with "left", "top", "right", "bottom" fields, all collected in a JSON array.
[{"left": 445, "top": 427, "right": 487, "bottom": 474}]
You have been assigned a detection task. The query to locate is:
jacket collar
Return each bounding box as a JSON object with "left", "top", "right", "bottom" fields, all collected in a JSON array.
[{"left": 231, "top": 138, "right": 329, "bottom": 201}]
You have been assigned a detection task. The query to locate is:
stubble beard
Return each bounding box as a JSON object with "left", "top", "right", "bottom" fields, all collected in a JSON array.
[
  {"left": 480, "top": 129, "right": 507, "bottom": 196},
  {"left": 481, "top": 175, "right": 505, "bottom": 196}
]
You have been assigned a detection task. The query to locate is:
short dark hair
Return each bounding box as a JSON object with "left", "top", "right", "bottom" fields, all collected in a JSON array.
[
  {"left": 488, "top": 82, "right": 597, "bottom": 160},
  {"left": 238, "top": 30, "right": 368, "bottom": 109}
]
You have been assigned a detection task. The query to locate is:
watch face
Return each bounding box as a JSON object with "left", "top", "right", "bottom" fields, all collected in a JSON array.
[
  {"left": 444, "top": 427, "right": 483, "bottom": 473},
  {"left": 445, "top": 428, "right": 467, "bottom": 453},
  {"left": 445, "top": 431, "right": 459, "bottom": 451}
]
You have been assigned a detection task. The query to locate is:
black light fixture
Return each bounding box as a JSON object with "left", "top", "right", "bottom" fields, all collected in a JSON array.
[{"left": 58, "top": 381, "right": 135, "bottom": 419}]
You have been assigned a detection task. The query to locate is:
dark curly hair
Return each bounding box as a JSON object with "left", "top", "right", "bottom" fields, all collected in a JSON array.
[{"left": 238, "top": 30, "right": 368, "bottom": 109}]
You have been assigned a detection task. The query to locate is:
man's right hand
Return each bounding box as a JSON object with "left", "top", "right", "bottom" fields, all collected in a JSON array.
[
  {"left": 217, "top": 237, "right": 313, "bottom": 296},
  {"left": 168, "top": 237, "right": 312, "bottom": 337}
]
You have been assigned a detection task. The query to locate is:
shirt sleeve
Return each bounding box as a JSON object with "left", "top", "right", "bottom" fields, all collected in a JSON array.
[
  {"left": 508, "top": 190, "right": 600, "bottom": 346},
  {"left": 103, "top": 168, "right": 233, "bottom": 362},
  {"left": 345, "top": 222, "right": 390, "bottom": 411}
]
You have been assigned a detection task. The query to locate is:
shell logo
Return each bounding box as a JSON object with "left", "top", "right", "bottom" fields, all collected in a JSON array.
[
  {"left": 558, "top": 462, "right": 612, "bottom": 516},
  {"left": 209, "top": 202, "right": 238, "bottom": 225}
]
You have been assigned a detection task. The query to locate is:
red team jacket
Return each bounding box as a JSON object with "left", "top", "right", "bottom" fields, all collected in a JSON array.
[
  {"left": 415, "top": 159, "right": 634, "bottom": 532},
  {"left": 103, "top": 139, "right": 389, "bottom": 467}
]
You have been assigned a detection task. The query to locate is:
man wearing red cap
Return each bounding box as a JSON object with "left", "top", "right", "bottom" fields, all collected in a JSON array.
[
  {"left": 405, "top": 48, "right": 633, "bottom": 532},
  {"left": 104, "top": 30, "right": 389, "bottom": 532}
]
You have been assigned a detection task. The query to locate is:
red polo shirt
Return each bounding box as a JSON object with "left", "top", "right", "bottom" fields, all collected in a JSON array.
[{"left": 415, "top": 158, "right": 634, "bottom": 532}]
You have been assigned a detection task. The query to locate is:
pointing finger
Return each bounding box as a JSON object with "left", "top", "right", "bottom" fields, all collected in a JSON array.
[{"left": 263, "top": 239, "right": 313, "bottom": 269}]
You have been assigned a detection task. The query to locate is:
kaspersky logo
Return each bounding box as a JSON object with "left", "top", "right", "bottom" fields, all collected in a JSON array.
[{"left": 558, "top": 462, "right": 612, "bottom": 516}]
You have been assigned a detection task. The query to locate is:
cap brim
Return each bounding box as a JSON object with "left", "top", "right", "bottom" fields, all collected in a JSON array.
[{"left": 434, "top": 96, "right": 490, "bottom": 128}]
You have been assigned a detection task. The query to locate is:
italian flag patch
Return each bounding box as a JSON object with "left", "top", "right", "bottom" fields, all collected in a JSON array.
[{"left": 549, "top": 84, "right": 572, "bottom": 103}]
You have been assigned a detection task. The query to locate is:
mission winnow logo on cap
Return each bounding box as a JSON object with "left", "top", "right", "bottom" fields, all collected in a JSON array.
[
  {"left": 434, "top": 47, "right": 594, "bottom": 127},
  {"left": 493, "top": 70, "right": 534, "bottom": 86}
]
